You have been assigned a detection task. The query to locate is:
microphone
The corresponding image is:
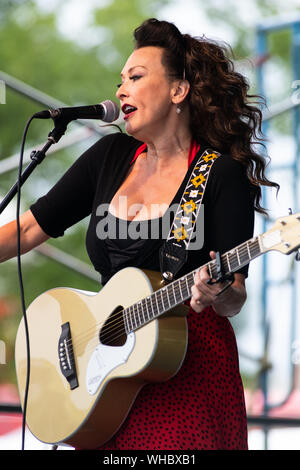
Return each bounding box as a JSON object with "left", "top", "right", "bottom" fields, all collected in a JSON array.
[{"left": 33, "top": 99, "right": 120, "bottom": 123}]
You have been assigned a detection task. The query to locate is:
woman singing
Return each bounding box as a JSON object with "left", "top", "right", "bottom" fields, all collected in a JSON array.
[{"left": 0, "top": 18, "right": 278, "bottom": 449}]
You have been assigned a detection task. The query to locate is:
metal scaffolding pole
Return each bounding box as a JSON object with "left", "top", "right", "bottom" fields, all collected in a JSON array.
[
  {"left": 255, "top": 15, "right": 300, "bottom": 449},
  {"left": 0, "top": 70, "right": 123, "bottom": 281},
  {"left": 0, "top": 70, "right": 123, "bottom": 134}
]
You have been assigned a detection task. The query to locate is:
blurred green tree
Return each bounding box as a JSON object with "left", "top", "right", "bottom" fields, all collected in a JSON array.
[{"left": 0, "top": 0, "right": 171, "bottom": 385}]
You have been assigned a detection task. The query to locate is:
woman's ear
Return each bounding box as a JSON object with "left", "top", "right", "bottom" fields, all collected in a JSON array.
[{"left": 172, "top": 79, "right": 190, "bottom": 105}]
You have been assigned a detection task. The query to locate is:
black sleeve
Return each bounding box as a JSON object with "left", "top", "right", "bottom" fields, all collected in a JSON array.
[
  {"left": 30, "top": 134, "right": 115, "bottom": 238},
  {"left": 203, "top": 155, "right": 255, "bottom": 278}
]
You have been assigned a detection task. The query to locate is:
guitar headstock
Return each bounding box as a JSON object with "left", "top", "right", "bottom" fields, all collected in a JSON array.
[{"left": 260, "top": 211, "right": 300, "bottom": 255}]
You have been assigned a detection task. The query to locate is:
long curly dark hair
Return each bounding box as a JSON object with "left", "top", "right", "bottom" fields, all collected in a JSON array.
[{"left": 133, "top": 18, "right": 279, "bottom": 215}]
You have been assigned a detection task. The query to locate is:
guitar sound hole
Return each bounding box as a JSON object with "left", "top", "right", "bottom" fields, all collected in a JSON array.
[{"left": 99, "top": 306, "right": 127, "bottom": 347}]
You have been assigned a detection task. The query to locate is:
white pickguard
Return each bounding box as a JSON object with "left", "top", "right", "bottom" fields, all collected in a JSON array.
[{"left": 86, "top": 332, "right": 135, "bottom": 395}]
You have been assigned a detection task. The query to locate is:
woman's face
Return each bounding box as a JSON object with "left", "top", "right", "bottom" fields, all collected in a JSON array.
[{"left": 116, "top": 46, "right": 177, "bottom": 141}]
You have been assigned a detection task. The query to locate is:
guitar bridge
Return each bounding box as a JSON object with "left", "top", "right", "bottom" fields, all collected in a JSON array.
[{"left": 58, "top": 322, "right": 78, "bottom": 390}]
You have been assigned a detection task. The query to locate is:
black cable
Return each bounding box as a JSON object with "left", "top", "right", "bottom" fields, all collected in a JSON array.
[{"left": 17, "top": 115, "right": 35, "bottom": 450}]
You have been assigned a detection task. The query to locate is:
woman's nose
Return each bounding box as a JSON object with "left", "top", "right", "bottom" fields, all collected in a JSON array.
[{"left": 116, "top": 82, "right": 128, "bottom": 100}]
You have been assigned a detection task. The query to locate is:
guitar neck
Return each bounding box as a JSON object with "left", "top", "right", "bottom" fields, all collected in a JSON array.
[{"left": 123, "top": 235, "right": 264, "bottom": 334}]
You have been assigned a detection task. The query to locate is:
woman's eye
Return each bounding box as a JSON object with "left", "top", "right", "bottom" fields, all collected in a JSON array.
[
  {"left": 117, "top": 75, "right": 142, "bottom": 88},
  {"left": 130, "top": 75, "right": 142, "bottom": 81}
]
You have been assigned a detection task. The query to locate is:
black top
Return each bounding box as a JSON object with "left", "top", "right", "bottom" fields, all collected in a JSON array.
[{"left": 30, "top": 132, "right": 255, "bottom": 286}]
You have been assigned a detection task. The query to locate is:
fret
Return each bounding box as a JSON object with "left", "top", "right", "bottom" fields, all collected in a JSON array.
[
  {"left": 160, "top": 289, "right": 166, "bottom": 311},
  {"left": 173, "top": 280, "right": 182, "bottom": 304},
  {"left": 142, "top": 299, "right": 148, "bottom": 324},
  {"left": 236, "top": 246, "right": 241, "bottom": 265},
  {"left": 178, "top": 279, "right": 184, "bottom": 300},
  {"left": 209, "top": 261, "right": 218, "bottom": 279},
  {"left": 133, "top": 304, "right": 138, "bottom": 330},
  {"left": 177, "top": 279, "right": 182, "bottom": 300},
  {"left": 154, "top": 291, "right": 161, "bottom": 316},
  {"left": 219, "top": 254, "right": 228, "bottom": 274},
  {"left": 136, "top": 303, "right": 141, "bottom": 328},
  {"left": 123, "top": 308, "right": 130, "bottom": 334},
  {"left": 156, "top": 290, "right": 164, "bottom": 314},
  {"left": 151, "top": 292, "right": 159, "bottom": 318},
  {"left": 228, "top": 250, "right": 239, "bottom": 271},
  {"left": 147, "top": 296, "right": 153, "bottom": 322},
  {"left": 140, "top": 298, "right": 146, "bottom": 324},
  {"left": 127, "top": 305, "right": 133, "bottom": 332},
  {"left": 246, "top": 241, "right": 251, "bottom": 260},
  {"left": 249, "top": 237, "right": 261, "bottom": 258},
  {"left": 181, "top": 277, "right": 189, "bottom": 299},
  {"left": 139, "top": 301, "right": 145, "bottom": 326},
  {"left": 226, "top": 252, "right": 231, "bottom": 272},
  {"left": 148, "top": 294, "right": 156, "bottom": 320},
  {"left": 135, "top": 302, "right": 141, "bottom": 329},
  {"left": 207, "top": 262, "right": 213, "bottom": 278},
  {"left": 185, "top": 276, "right": 190, "bottom": 298},
  {"left": 167, "top": 283, "right": 176, "bottom": 306},
  {"left": 172, "top": 282, "right": 177, "bottom": 306},
  {"left": 137, "top": 302, "right": 144, "bottom": 328},
  {"left": 187, "top": 272, "right": 194, "bottom": 291},
  {"left": 237, "top": 244, "right": 249, "bottom": 265},
  {"left": 133, "top": 303, "right": 139, "bottom": 329},
  {"left": 146, "top": 297, "right": 152, "bottom": 321},
  {"left": 142, "top": 298, "right": 149, "bottom": 323},
  {"left": 165, "top": 286, "right": 172, "bottom": 309},
  {"left": 249, "top": 240, "right": 256, "bottom": 258}
]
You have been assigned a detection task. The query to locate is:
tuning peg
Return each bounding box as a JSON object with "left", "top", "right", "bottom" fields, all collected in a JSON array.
[
  {"left": 296, "top": 250, "right": 300, "bottom": 262},
  {"left": 288, "top": 208, "right": 293, "bottom": 215}
]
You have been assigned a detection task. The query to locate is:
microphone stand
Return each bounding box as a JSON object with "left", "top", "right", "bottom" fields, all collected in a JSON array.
[
  {"left": 0, "top": 116, "right": 70, "bottom": 451},
  {"left": 0, "top": 118, "right": 69, "bottom": 215}
]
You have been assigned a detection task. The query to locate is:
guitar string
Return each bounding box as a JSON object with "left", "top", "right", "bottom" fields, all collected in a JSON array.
[
  {"left": 63, "top": 266, "right": 198, "bottom": 347},
  {"left": 63, "top": 240, "right": 260, "bottom": 352},
  {"left": 65, "top": 270, "right": 196, "bottom": 353},
  {"left": 66, "top": 275, "right": 194, "bottom": 359},
  {"left": 59, "top": 234, "right": 293, "bottom": 368},
  {"left": 60, "top": 226, "right": 300, "bottom": 368},
  {"left": 65, "top": 256, "right": 239, "bottom": 361},
  {"left": 64, "top": 240, "right": 260, "bottom": 350},
  {"left": 63, "top": 270, "right": 243, "bottom": 365},
  {"left": 64, "top": 264, "right": 261, "bottom": 368}
]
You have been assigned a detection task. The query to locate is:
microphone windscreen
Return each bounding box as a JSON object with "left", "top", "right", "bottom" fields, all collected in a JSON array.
[{"left": 101, "top": 100, "right": 120, "bottom": 122}]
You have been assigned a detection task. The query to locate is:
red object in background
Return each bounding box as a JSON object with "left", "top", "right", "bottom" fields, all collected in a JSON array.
[
  {"left": 0, "top": 298, "right": 9, "bottom": 318},
  {"left": 0, "top": 384, "right": 22, "bottom": 436}
]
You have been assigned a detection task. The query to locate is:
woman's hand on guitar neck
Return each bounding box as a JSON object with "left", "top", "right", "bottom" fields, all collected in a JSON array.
[{"left": 190, "top": 251, "right": 247, "bottom": 318}]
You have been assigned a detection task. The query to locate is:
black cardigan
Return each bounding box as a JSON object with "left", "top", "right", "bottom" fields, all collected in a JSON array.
[{"left": 30, "top": 132, "right": 254, "bottom": 286}]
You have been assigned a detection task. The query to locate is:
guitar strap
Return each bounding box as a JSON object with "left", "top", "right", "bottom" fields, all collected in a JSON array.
[{"left": 159, "top": 146, "right": 221, "bottom": 282}]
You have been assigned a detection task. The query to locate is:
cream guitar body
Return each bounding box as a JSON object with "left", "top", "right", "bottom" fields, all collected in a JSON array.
[{"left": 15, "top": 267, "right": 188, "bottom": 449}]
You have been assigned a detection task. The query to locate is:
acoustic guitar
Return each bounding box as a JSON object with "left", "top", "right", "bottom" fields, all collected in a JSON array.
[{"left": 15, "top": 211, "right": 300, "bottom": 449}]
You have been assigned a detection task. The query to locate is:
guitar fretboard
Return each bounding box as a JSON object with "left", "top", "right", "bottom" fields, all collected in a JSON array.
[{"left": 123, "top": 235, "right": 262, "bottom": 334}]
